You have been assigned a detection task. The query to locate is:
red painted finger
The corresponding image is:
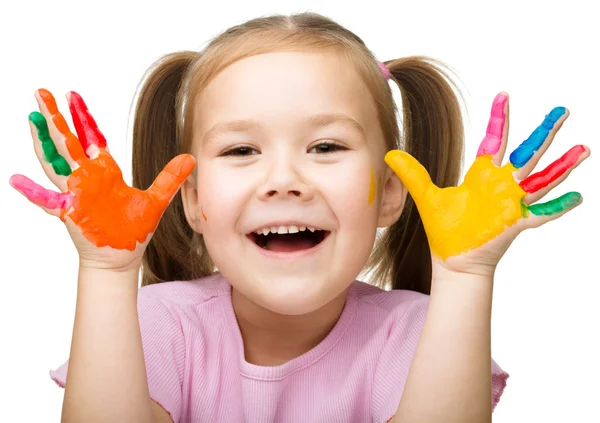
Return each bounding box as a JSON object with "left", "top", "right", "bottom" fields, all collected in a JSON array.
[
  {"left": 67, "top": 91, "right": 107, "bottom": 155},
  {"left": 520, "top": 144, "right": 588, "bottom": 193}
]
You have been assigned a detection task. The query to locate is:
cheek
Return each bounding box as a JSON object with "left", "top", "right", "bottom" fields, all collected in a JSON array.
[
  {"left": 322, "top": 163, "right": 381, "bottom": 227},
  {"left": 196, "top": 164, "right": 248, "bottom": 228}
]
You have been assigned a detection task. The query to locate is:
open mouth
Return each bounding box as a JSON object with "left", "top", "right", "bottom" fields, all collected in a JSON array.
[{"left": 248, "top": 229, "right": 330, "bottom": 253}]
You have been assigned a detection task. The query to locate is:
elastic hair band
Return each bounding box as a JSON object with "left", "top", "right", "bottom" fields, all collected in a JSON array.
[{"left": 377, "top": 60, "right": 391, "bottom": 80}]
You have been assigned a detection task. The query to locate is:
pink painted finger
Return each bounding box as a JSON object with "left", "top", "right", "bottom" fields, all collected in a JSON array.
[
  {"left": 476, "top": 92, "right": 509, "bottom": 160},
  {"left": 67, "top": 91, "right": 107, "bottom": 156},
  {"left": 9, "top": 174, "right": 72, "bottom": 211}
]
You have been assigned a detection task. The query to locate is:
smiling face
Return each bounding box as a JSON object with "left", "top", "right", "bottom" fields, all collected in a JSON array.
[{"left": 182, "top": 51, "right": 404, "bottom": 316}]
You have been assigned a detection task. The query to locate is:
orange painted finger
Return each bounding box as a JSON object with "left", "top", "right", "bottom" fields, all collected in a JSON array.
[
  {"left": 37, "top": 89, "right": 87, "bottom": 165},
  {"left": 147, "top": 154, "right": 196, "bottom": 205}
]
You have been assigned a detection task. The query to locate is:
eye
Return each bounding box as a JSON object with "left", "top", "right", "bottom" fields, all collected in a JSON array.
[
  {"left": 221, "top": 146, "right": 259, "bottom": 157},
  {"left": 308, "top": 141, "right": 348, "bottom": 154}
]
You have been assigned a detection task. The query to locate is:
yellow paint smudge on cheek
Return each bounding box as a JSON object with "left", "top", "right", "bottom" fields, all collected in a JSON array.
[{"left": 368, "top": 167, "right": 377, "bottom": 205}]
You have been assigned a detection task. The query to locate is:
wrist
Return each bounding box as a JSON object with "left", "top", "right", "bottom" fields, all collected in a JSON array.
[
  {"left": 79, "top": 256, "right": 142, "bottom": 273},
  {"left": 78, "top": 262, "right": 140, "bottom": 291},
  {"left": 431, "top": 264, "right": 494, "bottom": 303},
  {"left": 432, "top": 255, "right": 497, "bottom": 279}
]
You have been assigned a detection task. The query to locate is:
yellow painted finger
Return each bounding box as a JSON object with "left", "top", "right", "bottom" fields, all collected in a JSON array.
[{"left": 384, "top": 150, "right": 433, "bottom": 205}]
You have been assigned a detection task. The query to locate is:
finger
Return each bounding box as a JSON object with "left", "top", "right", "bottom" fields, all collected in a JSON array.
[
  {"left": 35, "top": 89, "right": 87, "bottom": 168},
  {"left": 524, "top": 191, "right": 582, "bottom": 229},
  {"left": 508, "top": 106, "right": 568, "bottom": 179},
  {"left": 521, "top": 145, "right": 590, "bottom": 204},
  {"left": 67, "top": 91, "right": 108, "bottom": 159},
  {"left": 476, "top": 92, "right": 509, "bottom": 166},
  {"left": 147, "top": 154, "right": 196, "bottom": 205},
  {"left": 29, "top": 113, "right": 70, "bottom": 192},
  {"left": 9, "top": 174, "right": 73, "bottom": 218},
  {"left": 384, "top": 150, "right": 433, "bottom": 206}
]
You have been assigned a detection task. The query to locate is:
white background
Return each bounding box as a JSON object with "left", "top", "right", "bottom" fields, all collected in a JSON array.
[{"left": 1, "top": 0, "right": 598, "bottom": 421}]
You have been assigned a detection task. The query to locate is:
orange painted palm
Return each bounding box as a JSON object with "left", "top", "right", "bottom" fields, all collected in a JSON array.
[
  {"left": 10, "top": 89, "right": 195, "bottom": 264},
  {"left": 385, "top": 93, "right": 589, "bottom": 274}
]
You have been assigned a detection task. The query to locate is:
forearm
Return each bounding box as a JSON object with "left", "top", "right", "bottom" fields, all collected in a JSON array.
[
  {"left": 61, "top": 264, "right": 155, "bottom": 423},
  {"left": 394, "top": 267, "right": 493, "bottom": 423}
]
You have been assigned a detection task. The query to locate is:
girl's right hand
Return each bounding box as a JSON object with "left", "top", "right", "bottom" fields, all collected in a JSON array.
[{"left": 9, "top": 89, "right": 196, "bottom": 272}]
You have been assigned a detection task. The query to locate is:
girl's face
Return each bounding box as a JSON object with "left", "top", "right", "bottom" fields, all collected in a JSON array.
[{"left": 182, "top": 51, "right": 405, "bottom": 315}]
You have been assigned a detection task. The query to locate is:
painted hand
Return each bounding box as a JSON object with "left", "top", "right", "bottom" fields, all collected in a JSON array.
[
  {"left": 385, "top": 92, "right": 589, "bottom": 274},
  {"left": 9, "top": 89, "right": 196, "bottom": 252}
]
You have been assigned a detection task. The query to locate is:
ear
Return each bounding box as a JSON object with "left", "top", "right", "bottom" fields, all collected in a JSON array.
[
  {"left": 180, "top": 173, "right": 204, "bottom": 234},
  {"left": 377, "top": 167, "right": 407, "bottom": 228}
]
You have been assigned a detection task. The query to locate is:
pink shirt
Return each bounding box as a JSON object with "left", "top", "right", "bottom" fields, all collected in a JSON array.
[{"left": 50, "top": 273, "right": 508, "bottom": 422}]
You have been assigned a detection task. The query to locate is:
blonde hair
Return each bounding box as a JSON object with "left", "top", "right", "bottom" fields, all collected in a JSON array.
[{"left": 132, "top": 12, "right": 464, "bottom": 293}]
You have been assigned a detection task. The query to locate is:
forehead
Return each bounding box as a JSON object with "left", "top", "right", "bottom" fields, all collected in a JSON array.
[{"left": 193, "top": 51, "right": 379, "bottom": 142}]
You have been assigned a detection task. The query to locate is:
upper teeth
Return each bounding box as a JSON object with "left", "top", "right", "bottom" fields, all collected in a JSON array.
[{"left": 254, "top": 225, "right": 317, "bottom": 236}]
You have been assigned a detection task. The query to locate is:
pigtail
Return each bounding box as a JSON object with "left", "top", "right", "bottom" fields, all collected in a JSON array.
[
  {"left": 368, "top": 56, "right": 465, "bottom": 294},
  {"left": 131, "top": 51, "right": 214, "bottom": 286}
]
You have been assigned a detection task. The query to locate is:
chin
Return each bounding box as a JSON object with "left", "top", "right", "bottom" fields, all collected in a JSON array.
[{"left": 236, "top": 272, "right": 344, "bottom": 316}]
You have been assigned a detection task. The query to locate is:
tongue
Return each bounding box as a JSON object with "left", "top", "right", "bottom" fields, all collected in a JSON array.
[{"left": 265, "top": 234, "right": 316, "bottom": 252}]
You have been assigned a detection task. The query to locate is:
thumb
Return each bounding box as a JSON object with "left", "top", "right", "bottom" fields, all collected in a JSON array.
[
  {"left": 147, "top": 154, "right": 196, "bottom": 204},
  {"left": 384, "top": 150, "right": 433, "bottom": 205}
]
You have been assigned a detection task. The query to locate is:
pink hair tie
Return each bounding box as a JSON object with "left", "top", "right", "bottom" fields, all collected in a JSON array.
[{"left": 377, "top": 60, "right": 391, "bottom": 80}]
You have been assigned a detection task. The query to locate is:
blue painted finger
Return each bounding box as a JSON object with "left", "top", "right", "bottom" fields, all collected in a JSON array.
[{"left": 509, "top": 107, "right": 566, "bottom": 169}]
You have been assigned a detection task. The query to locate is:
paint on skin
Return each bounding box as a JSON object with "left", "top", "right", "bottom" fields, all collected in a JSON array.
[
  {"left": 382, "top": 97, "right": 581, "bottom": 260},
  {"left": 39, "top": 89, "right": 87, "bottom": 165},
  {"left": 528, "top": 192, "right": 581, "bottom": 216},
  {"left": 509, "top": 107, "right": 566, "bottom": 168},
  {"left": 386, "top": 151, "right": 521, "bottom": 259},
  {"left": 385, "top": 139, "right": 581, "bottom": 260},
  {"left": 65, "top": 150, "right": 195, "bottom": 250},
  {"left": 67, "top": 91, "right": 107, "bottom": 154},
  {"left": 201, "top": 207, "right": 207, "bottom": 221},
  {"left": 29, "top": 111, "right": 71, "bottom": 176},
  {"left": 520, "top": 144, "right": 587, "bottom": 193},
  {"left": 27, "top": 89, "right": 197, "bottom": 250},
  {"left": 368, "top": 167, "right": 376, "bottom": 204},
  {"left": 477, "top": 93, "right": 507, "bottom": 157},
  {"left": 9, "top": 174, "right": 72, "bottom": 211}
]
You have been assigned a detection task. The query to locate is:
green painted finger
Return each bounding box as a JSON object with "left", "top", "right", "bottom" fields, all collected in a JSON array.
[
  {"left": 29, "top": 111, "right": 71, "bottom": 176},
  {"left": 527, "top": 191, "right": 581, "bottom": 216}
]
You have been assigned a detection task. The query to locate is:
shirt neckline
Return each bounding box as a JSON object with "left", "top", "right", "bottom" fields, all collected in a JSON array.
[{"left": 218, "top": 276, "right": 359, "bottom": 380}]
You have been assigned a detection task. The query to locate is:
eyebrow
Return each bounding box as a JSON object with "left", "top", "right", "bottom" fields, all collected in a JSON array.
[{"left": 202, "top": 113, "right": 366, "bottom": 144}]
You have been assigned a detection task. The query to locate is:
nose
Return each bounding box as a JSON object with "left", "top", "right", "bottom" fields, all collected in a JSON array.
[{"left": 256, "top": 157, "right": 315, "bottom": 201}]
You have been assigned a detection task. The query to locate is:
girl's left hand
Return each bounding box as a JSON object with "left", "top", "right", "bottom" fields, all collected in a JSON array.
[{"left": 385, "top": 92, "right": 590, "bottom": 277}]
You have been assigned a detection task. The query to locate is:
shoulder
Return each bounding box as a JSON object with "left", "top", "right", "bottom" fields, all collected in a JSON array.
[
  {"left": 138, "top": 272, "right": 229, "bottom": 307},
  {"left": 351, "top": 279, "right": 430, "bottom": 320}
]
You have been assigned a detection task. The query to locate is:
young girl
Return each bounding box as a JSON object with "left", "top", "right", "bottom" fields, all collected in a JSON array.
[{"left": 9, "top": 11, "right": 589, "bottom": 423}]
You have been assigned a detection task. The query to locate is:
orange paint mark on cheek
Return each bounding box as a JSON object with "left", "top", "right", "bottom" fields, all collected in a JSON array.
[
  {"left": 66, "top": 151, "right": 164, "bottom": 250},
  {"left": 201, "top": 207, "right": 207, "bottom": 221}
]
